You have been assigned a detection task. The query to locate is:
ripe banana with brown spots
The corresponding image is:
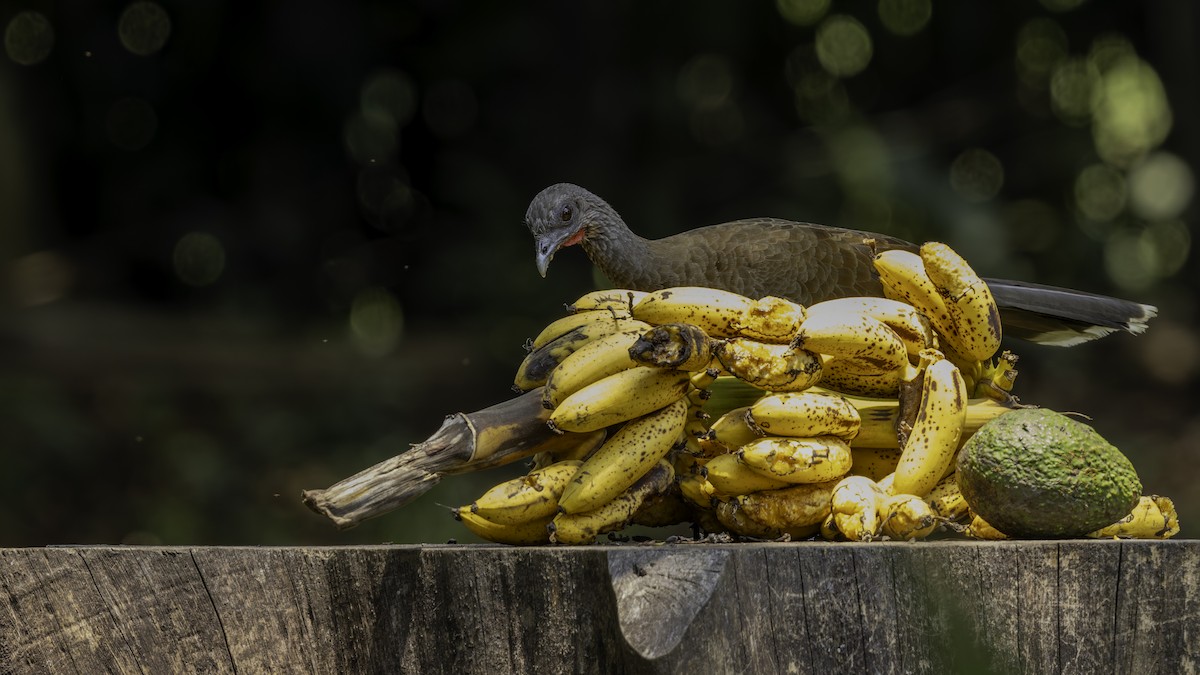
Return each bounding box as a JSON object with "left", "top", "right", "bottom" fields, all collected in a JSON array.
[
  {"left": 892, "top": 349, "right": 968, "bottom": 498},
  {"left": 632, "top": 286, "right": 756, "bottom": 338},
  {"left": 468, "top": 460, "right": 583, "bottom": 525},
  {"left": 873, "top": 249, "right": 956, "bottom": 341},
  {"left": 747, "top": 391, "right": 861, "bottom": 440},
  {"left": 1087, "top": 495, "right": 1180, "bottom": 539},
  {"left": 794, "top": 303, "right": 910, "bottom": 372},
  {"left": 738, "top": 436, "right": 853, "bottom": 484},
  {"left": 920, "top": 242, "right": 1002, "bottom": 361},
  {"left": 715, "top": 338, "right": 823, "bottom": 391},
  {"left": 514, "top": 317, "right": 652, "bottom": 391},
  {"left": 881, "top": 493, "right": 938, "bottom": 540},
  {"left": 549, "top": 366, "right": 690, "bottom": 433},
  {"left": 925, "top": 473, "right": 969, "bottom": 522},
  {"left": 734, "top": 296, "right": 807, "bottom": 343},
  {"left": 703, "top": 405, "right": 762, "bottom": 454},
  {"left": 556, "top": 398, "right": 688, "bottom": 514},
  {"left": 849, "top": 447, "right": 902, "bottom": 481},
  {"left": 805, "top": 297, "right": 934, "bottom": 359},
  {"left": 702, "top": 452, "right": 792, "bottom": 495},
  {"left": 628, "top": 322, "right": 719, "bottom": 371},
  {"left": 829, "top": 475, "right": 886, "bottom": 541},
  {"left": 530, "top": 307, "right": 635, "bottom": 350},
  {"left": 454, "top": 507, "right": 552, "bottom": 545},
  {"left": 549, "top": 459, "right": 674, "bottom": 545},
  {"left": 541, "top": 327, "right": 647, "bottom": 408},
  {"left": 567, "top": 289, "right": 647, "bottom": 313},
  {"left": 729, "top": 479, "right": 837, "bottom": 530}
]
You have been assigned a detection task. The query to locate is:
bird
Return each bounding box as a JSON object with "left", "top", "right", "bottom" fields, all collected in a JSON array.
[{"left": 525, "top": 182, "right": 1156, "bottom": 346}]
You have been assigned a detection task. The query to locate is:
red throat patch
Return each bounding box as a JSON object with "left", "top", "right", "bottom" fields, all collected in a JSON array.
[{"left": 563, "top": 227, "right": 586, "bottom": 247}]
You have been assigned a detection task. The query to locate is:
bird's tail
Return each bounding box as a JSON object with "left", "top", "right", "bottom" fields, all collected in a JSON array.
[{"left": 984, "top": 278, "right": 1157, "bottom": 347}]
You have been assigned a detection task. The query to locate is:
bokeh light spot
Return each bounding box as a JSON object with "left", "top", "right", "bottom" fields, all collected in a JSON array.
[
  {"left": 173, "top": 232, "right": 226, "bottom": 287},
  {"left": 106, "top": 97, "right": 158, "bottom": 151},
  {"left": 1015, "top": 18, "right": 1067, "bottom": 85},
  {"left": 344, "top": 108, "right": 398, "bottom": 165},
  {"left": 1139, "top": 320, "right": 1200, "bottom": 387},
  {"left": 815, "top": 15, "right": 873, "bottom": 78},
  {"left": 1127, "top": 151, "right": 1194, "bottom": 222},
  {"left": 361, "top": 69, "right": 418, "bottom": 129},
  {"left": 949, "top": 148, "right": 1004, "bottom": 202},
  {"left": 826, "top": 126, "right": 891, "bottom": 191},
  {"left": 1102, "top": 222, "right": 1188, "bottom": 292},
  {"left": 878, "top": 0, "right": 931, "bottom": 36},
  {"left": 677, "top": 54, "right": 734, "bottom": 108},
  {"left": 8, "top": 250, "right": 74, "bottom": 307},
  {"left": 118, "top": 1, "right": 171, "bottom": 56},
  {"left": 4, "top": 10, "right": 54, "bottom": 65},
  {"left": 776, "top": 0, "right": 830, "bottom": 26},
  {"left": 1049, "top": 57, "right": 1100, "bottom": 126},
  {"left": 1091, "top": 56, "right": 1172, "bottom": 166},
  {"left": 350, "top": 287, "right": 404, "bottom": 357},
  {"left": 1073, "top": 163, "right": 1126, "bottom": 222}
]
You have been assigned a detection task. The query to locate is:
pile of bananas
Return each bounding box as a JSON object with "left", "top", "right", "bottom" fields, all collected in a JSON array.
[{"left": 453, "top": 242, "right": 1178, "bottom": 544}]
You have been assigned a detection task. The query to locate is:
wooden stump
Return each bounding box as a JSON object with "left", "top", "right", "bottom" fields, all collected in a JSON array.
[{"left": 1, "top": 541, "right": 1196, "bottom": 673}]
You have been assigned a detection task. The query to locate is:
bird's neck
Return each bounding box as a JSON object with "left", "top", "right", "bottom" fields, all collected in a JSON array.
[{"left": 578, "top": 201, "right": 655, "bottom": 288}]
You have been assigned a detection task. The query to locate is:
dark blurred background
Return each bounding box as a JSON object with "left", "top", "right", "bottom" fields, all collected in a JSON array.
[{"left": 0, "top": 0, "right": 1195, "bottom": 545}]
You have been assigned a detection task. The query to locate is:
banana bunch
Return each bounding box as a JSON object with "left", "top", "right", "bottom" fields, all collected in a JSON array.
[{"left": 449, "top": 242, "right": 1176, "bottom": 545}]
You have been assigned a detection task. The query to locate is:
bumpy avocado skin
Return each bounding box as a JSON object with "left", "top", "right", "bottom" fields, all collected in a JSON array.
[{"left": 956, "top": 409, "right": 1141, "bottom": 538}]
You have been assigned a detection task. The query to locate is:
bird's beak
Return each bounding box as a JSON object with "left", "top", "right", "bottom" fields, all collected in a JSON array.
[{"left": 534, "top": 228, "right": 582, "bottom": 278}]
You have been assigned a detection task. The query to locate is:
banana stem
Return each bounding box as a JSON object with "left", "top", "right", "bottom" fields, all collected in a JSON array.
[{"left": 303, "top": 388, "right": 568, "bottom": 529}]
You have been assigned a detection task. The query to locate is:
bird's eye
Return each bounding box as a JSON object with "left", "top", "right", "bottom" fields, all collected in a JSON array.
[{"left": 559, "top": 205, "right": 573, "bottom": 222}]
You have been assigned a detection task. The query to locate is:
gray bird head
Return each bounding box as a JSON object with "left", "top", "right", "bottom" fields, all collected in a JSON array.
[{"left": 525, "top": 183, "right": 596, "bottom": 277}]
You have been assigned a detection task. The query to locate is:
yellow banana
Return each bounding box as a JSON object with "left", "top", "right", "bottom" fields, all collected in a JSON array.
[
  {"left": 530, "top": 308, "right": 638, "bottom": 350},
  {"left": 876, "top": 471, "right": 895, "bottom": 495},
  {"left": 469, "top": 460, "right": 583, "bottom": 525},
  {"left": 806, "top": 297, "right": 934, "bottom": 359},
  {"left": 678, "top": 473, "right": 718, "bottom": 508},
  {"left": 747, "top": 391, "right": 861, "bottom": 440},
  {"left": 703, "top": 405, "right": 762, "bottom": 454},
  {"left": 454, "top": 507, "right": 552, "bottom": 545},
  {"left": 715, "top": 500, "right": 819, "bottom": 539},
  {"left": 557, "top": 398, "right": 688, "bottom": 513},
  {"left": 549, "top": 366, "right": 690, "bottom": 433},
  {"left": 794, "top": 304, "right": 910, "bottom": 372},
  {"left": 881, "top": 493, "right": 938, "bottom": 540},
  {"left": 925, "top": 473, "right": 970, "bottom": 522},
  {"left": 738, "top": 436, "right": 853, "bottom": 484},
  {"left": 734, "top": 296, "right": 807, "bottom": 343},
  {"left": 632, "top": 286, "right": 755, "bottom": 337},
  {"left": 567, "top": 289, "right": 647, "bottom": 313},
  {"left": 976, "top": 350, "right": 1019, "bottom": 400},
  {"left": 628, "top": 322, "right": 719, "bottom": 371},
  {"left": 715, "top": 338, "right": 823, "bottom": 391},
  {"left": 820, "top": 513, "right": 842, "bottom": 541},
  {"left": 850, "top": 447, "right": 902, "bottom": 481},
  {"left": 541, "top": 328, "right": 646, "bottom": 409},
  {"left": 892, "top": 350, "right": 967, "bottom": 497},
  {"left": 829, "top": 388, "right": 1018, "bottom": 449},
  {"left": 530, "top": 429, "right": 607, "bottom": 470},
  {"left": 920, "top": 242, "right": 1002, "bottom": 361},
  {"left": 831, "top": 475, "right": 886, "bottom": 541},
  {"left": 730, "top": 479, "right": 837, "bottom": 530},
  {"left": 689, "top": 365, "right": 723, "bottom": 390},
  {"left": 515, "top": 317, "right": 652, "bottom": 390},
  {"left": 1088, "top": 495, "right": 1180, "bottom": 539},
  {"left": 550, "top": 459, "right": 674, "bottom": 545},
  {"left": 873, "top": 249, "right": 956, "bottom": 341},
  {"left": 703, "top": 452, "right": 792, "bottom": 495},
  {"left": 818, "top": 356, "right": 916, "bottom": 398},
  {"left": 964, "top": 512, "right": 1009, "bottom": 540}
]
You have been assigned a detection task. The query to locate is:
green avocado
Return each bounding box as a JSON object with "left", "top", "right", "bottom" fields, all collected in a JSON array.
[{"left": 956, "top": 408, "right": 1141, "bottom": 538}]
